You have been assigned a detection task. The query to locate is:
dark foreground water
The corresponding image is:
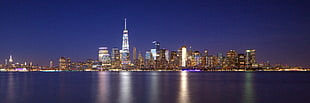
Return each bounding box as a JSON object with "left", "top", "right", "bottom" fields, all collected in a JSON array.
[{"left": 0, "top": 71, "right": 310, "bottom": 103}]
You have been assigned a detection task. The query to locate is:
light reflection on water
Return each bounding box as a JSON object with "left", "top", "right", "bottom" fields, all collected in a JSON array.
[
  {"left": 1, "top": 72, "right": 309, "bottom": 103},
  {"left": 243, "top": 73, "right": 255, "bottom": 103},
  {"left": 118, "top": 72, "right": 132, "bottom": 103},
  {"left": 96, "top": 72, "right": 109, "bottom": 103},
  {"left": 149, "top": 72, "right": 159, "bottom": 103},
  {"left": 7, "top": 72, "right": 15, "bottom": 103},
  {"left": 178, "top": 71, "right": 190, "bottom": 103}
]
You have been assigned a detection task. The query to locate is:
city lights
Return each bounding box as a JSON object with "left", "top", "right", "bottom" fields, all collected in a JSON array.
[{"left": 0, "top": 18, "right": 307, "bottom": 72}]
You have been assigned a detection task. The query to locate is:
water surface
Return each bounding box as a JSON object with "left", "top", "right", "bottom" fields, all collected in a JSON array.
[{"left": 0, "top": 71, "right": 309, "bottom": 103}]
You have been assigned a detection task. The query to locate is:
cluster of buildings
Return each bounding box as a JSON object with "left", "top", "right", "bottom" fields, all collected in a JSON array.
[
  {"left": 95, "top": 45, "right": 265, "bottom": 70},
  {"left": 56, "top": 18, "right": 268, "bottom": 71},
  {"left": 0, "top": 55, "right": 42, "bottom": 71},
  {"left": 0, "top": 18, "right": 305, "bottom": 71}
]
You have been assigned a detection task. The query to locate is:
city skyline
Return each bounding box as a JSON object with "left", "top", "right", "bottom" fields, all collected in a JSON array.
[{"left": 0, "top": 0, "right": 309, "bottom": 67}]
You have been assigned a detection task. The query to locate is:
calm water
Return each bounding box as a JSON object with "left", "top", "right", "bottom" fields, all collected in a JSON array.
[{"left": 0, "top": 71, "right": 310, "bottom": 103}]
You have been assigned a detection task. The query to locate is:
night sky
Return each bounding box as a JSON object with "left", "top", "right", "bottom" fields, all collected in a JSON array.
[{"left": 0, "top": 0, "right": 309, "bottom": 67}]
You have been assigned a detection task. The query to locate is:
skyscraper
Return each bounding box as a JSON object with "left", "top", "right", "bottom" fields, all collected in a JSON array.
[
  {"left": 98, "top": 47, "right": 111, "bottom": 67},
  {"left": 133, "top": 47, "right": 138, "bottom": 68},
  {"left": 193, "top": 51, "right": 202, "bottom": 67},
  {"left": 112, "top": 47, "right": 121, "bottom": 69},
  {"left": 133, "top": 47, "right": 137, "bottom": 60},
  {"left": 181, "top": 46, "right": 187, "bottom": 67},
  {"left": 237, "top": 54, "right": 245, "bottom": 69},
  {"left": 245, "top": 49, "right": 256, "bottom": 68},
  {"left": 8, "top": 55, "right": 13, "bottom": 67},
  {"left": 156, "top": 49, "right": 168, "bottom": 69},
  {"left": 137, "top": 52, "right": 144, "bottom": 69},
  {"left": 226, "top": 50, "right": 238, "bottom": 69},
  {"left": 59, "top": 56, "right": 66, "bottom": 70},
  {"left": 145, "top": 51, "right": 154, "bottom": 69},
  {"left": 120, "top": 18, "right": 131, "bottom": 65},
  {"left": 151, "top": 49, "right": 157, "bottom": 60},
  {"left": 169, "top": 51, "right": 179, "bottom": 69}
]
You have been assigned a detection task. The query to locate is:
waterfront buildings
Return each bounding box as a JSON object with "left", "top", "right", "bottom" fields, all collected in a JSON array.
[{"left": 1, "top": 18, "right": 303, "bottom": 71}]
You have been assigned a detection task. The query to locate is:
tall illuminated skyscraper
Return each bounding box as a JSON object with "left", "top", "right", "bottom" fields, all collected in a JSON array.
[
  {"left": 120, "top": 18, "right": 131, "bottom": 65},
  {"left": 98, "top": 47, "right": 111, "bottom": 66},
  {"left": 181, "top": 46, "right": 187, "bottom": 67},
  {"left": 59, "top": 56, "right": 66, "bottom": 70},
  {"left": 9, "top": 55, "right": 13, "bottom": 64},
  {"left": 112, "top": 47, "right": 121, "bottom": 69},
  {"left": 245, "top": 49, "right": 256, "bottom": 68},
  {"left": 8, "top": 55, "right": 13, "bottom": 67},
  {"left": 226, "top": 50, "right": 238, "bottom": 68}
]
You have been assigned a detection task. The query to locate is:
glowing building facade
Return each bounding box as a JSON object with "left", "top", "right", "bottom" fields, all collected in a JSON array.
[
  {"left": 120, "top": 18, "right": 131, "bottom": 65},
  {"left": 98, "top": 47, "right": 111, "bottom": 66},
  {"left": 245, "top": 49, "right": 256, "bottom": 68},
  {"left": 59, "top": 56, "right": 66, "bottom": 70},
  {"left": 181, "top": 46, "right": 187, "bottom": 67},
  {"left": 112, "top": 47, "right": 121, "bottom": 69}
]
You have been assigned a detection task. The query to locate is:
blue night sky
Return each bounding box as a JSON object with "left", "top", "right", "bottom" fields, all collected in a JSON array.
[{"left": 0, "top": 0, "right": 309, "bottom": 67}]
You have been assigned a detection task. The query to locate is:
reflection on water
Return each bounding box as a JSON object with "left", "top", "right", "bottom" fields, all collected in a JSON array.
[
  {"left": 149, "top": 72, "right": 159, "bottom": 103},
  {"left": 1, "top": 72, "right": 309, "bottom": 103},
  {"left": 178, "top": 71, "right": 190, "bottom": 103},
  {"left": 96, "top": 72, "right": 109, "bottom": 103},
  {"left": 243, "top": 73, "right": 255, "bottom": 103},
  {"left": 7, "top": 73, "right": 15, "bottom": 103},
  {"left": 119, "top": 72, "right": 132, "bottom": 103}
]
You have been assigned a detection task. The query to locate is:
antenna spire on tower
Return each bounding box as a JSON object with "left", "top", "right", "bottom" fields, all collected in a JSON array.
[{"left": 124, "top": 18, "right": 127, "bottom": 29}]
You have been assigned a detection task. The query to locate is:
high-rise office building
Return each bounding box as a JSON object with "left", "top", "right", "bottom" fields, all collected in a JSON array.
[
  {"left": 169, "top": 51, "right": 179, "bottom": 69},
  {"left": 193, "top": 51, "right": 202, "bottom": 67},
  {"left": 206, "top": 55, "right": 214, "bottom": 68},
  {"left": 67, "top": 58, "right": 71, "bottom": 69},
  {"left": 98, "top": 47, "right": 111, "bottom": 67},
  {"left": 151, "top": 49, "right": 157, "bottom": 60},
  {"left": 120, "top": 18, "right": 131, "bottom": 65},
  {"left": 165, "top": 50, "right": 170, "bottom": 62},
  {"left": 238, "top": 54, "right": 246, "bottom": 69},
  {"left": 226, "top": 50, "right": 238, "bottom": 69},
  {"left": 9, "top": 55, "right": 13, "bottom": 63},
  {"left": 137, "top": 52, "right": 144, "bottom": 69},
  {"left": 156, "top": 49, "right": 168, "bottom": 69},
  {"left": 59, "top": 56, "right": 66, "bottom": 70},
  {"left": 8, "top": 55, "right": 13, "bottom": 67},
  {"left": 98, "top": 47, "right": 107, "bottom": 61},
  {"left": 145, "top": 51, "right": 155, "bottom": 69},
  {"left": 133, "top": 47, "right": 137, "bottom": 60},
  {"left": 112, "top": 47, "right": 121, "bottom": 69},
  {"left": 217, "top": 52, "right": 224, "bottom": 68},
  {"left": 145, "top": 51, "right": 152, "bottom": 60},
  {"left": 245, "top": 49, "right": 256, "bottom": 68},
  {"left": 181, "top": 46, "right": 187, "bottom": 67}
]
